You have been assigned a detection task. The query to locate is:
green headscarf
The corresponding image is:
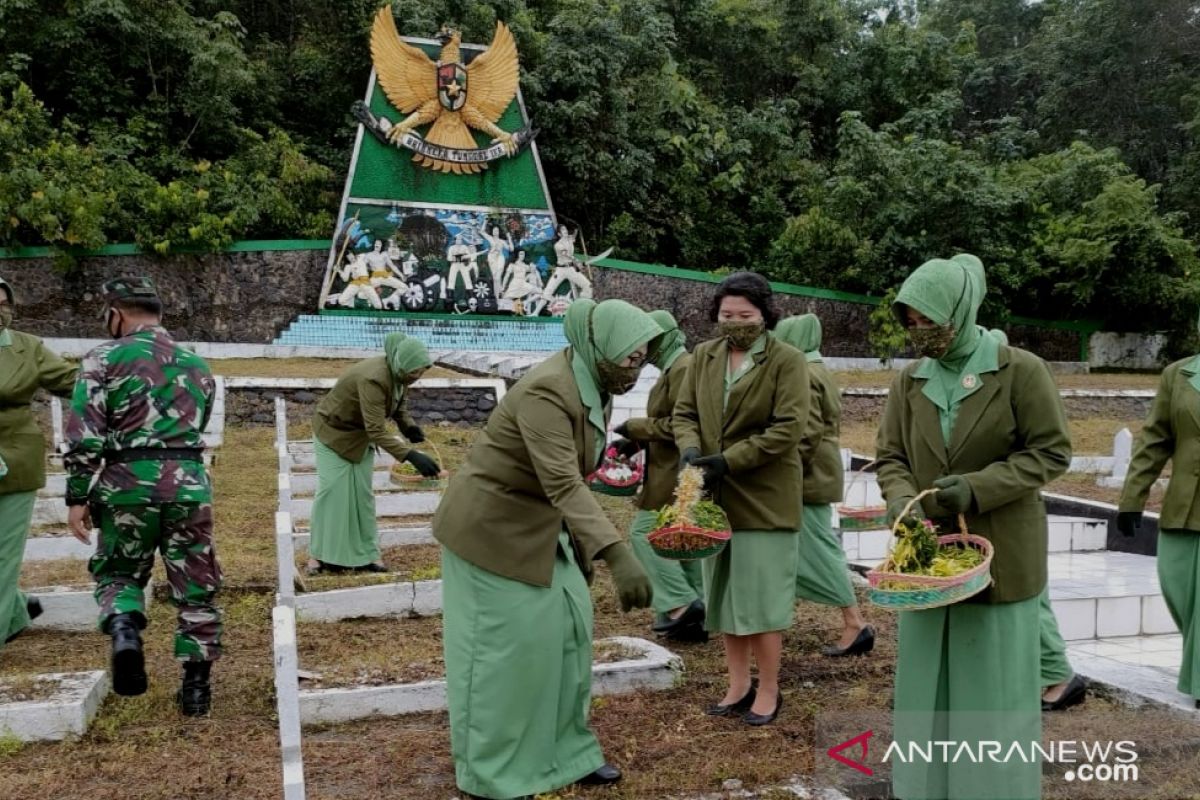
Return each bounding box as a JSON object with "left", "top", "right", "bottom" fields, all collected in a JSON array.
[
  {"left": 563, "top": 299, "right": 662, "bottom": 449},
  {"left": 383, "top": 332, "right": 432, "bottom": 381},
  {"left": 896, "top": 253, "right": 999, "bottom": 443},
  {"left": 648, "top": 309, "right": 687, "bottom": 371},
  {"left": 1184, "top": 309, "right": 1200, "bottom": 394},
  {"left": 980, "top": 326, "right": 1009, "bottom": 347},
  {"left": 774, "top": 314, "right": 823, "bottom": 362}
]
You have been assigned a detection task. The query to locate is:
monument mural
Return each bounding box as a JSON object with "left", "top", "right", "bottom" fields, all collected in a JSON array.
[{"left": 319, "top": 9, "right": 596, "bottom": 317}]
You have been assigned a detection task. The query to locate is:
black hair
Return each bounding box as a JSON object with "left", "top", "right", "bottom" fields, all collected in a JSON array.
[
  {"left": 111, "top": 297, "right": 163, "bottom": 317},
  {"left": 709, "top": 271, "right": 780, "bottom": 329}
]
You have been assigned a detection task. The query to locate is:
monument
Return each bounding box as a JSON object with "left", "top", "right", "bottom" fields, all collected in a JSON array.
[{"left": 318, "top": 9, "right": 598, "bottom": 318}]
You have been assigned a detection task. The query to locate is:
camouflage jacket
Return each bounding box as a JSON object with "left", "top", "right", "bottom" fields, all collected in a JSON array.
[{"left": 65, "top": 325, "right": 215, "bottom": 506}]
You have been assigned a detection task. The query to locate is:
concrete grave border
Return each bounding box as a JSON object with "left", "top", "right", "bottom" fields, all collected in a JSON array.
[
  {"left": 297, "top": 636, "right": 683, "bottom": 726},
  {"left": 0, "top": 671, "right": 108, "bottom": 742}
]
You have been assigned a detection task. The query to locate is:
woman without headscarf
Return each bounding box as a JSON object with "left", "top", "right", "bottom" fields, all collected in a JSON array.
[
  {"left": 1118, "top": 309, "right": 1200, "bottom": 710},
  {"left": 0, "top": 276, "right": 78, "bottom": 649},
  {"left": 610, "top": 310, "right": 706, "bottom": 642},
  {"left": 433, "top": 298, "right": 660, "bottom": 799},
  {"left": 983, "top": 327, "right": 1086, "bottom": 712},
  {"left": 306, "top": 332, "right": 439, "bottom": 574},
  {"left": 774, "top": 314, "right": 873, "bottom": 657},
  {"left": 674, "top": 272, "right": 809, "bottom": 726},
  {"left": 876, "top": 254, "right": 1071, "bottom": 800}
]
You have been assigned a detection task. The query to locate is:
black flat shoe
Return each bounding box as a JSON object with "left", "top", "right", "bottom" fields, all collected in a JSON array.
[
  {"left": 1042, "top": 674, "right": 1087, "bottom": 712},
  {"left": 357, "top": 562, "right": 389, "bottom": 573},
  {"left": 743, "top": 691, "right": 783, "bottom": 726},
  {"left": 577, "top": 763, "right": 622, "bottom": 785},
  {"left": 3, "top": 598, "right": 43, "bottom": 643},
  {"left": 666, "top": 620, "right": 710, "bottom": 644},
  {"left": 822, "top": 625, "right": 875, "bottom": 657},
  {"left": 654, "top": 599, "right": 705, "bottom": 634},
  {"left": 706, "top": 679, "right": 758, "bottom": 716}
]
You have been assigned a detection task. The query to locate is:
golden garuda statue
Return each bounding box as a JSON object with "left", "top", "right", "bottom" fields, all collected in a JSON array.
[{"left": 367, "top": 8, "right": 527, "bottom": 174}]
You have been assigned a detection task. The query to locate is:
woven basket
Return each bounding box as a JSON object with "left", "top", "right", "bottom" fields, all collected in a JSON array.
[
  {"left": 837, "top": 460, "right": 888, "bottom": 531},
  {"left": 866, "top": 491, "right": 994, "bottom": 610},
  {"left": 586, "top": 450, "right": 644, "bottom": 497},
  {"left": 389, "top": 440, "right": 449, "bottom": 491},
  {"left": 648, "top": 524, "right": 731, "bottom": 560}
]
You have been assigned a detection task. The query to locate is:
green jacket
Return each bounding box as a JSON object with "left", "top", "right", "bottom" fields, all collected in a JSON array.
[
  {"left": 0, "top": 331, "right": 77, "bottom": 495},
  {"left": 624, "top": 353, "right": 692, "bottom": 511},
  {"left": 800, "top": 361, "right": 844, "bottom": 505},
  {"left": 312, "top": 356, "right": 417, "bottom": 464},
  {"left": 875, "top": 345, "right": 1072, "bottom": 603},
  {"left": 674, "top": 335, "right": 809, "bottom": 531},
  {"left": 1119, "top": 358, "right": 1200, "bottom": 530},
  {"left": 432, "top": 351, "right": 622, "bottom": 587}
]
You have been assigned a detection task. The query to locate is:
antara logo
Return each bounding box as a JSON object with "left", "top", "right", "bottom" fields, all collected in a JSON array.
[{"left": 827, "top": 730, "right": 874, "bottom": 776}]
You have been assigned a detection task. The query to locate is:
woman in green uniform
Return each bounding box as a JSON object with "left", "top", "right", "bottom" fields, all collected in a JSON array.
[
  {"left": 434, "top": 298, "right": 660, "bottom": 800},
  {"left": 0, "top": 275, "right": 78, "bottom": 648},
  {"left": 983, "top": 327, "right": 1085, "bottom": 711},
  {"left": 774, "top": 314, "right": 873, "bottom": 657},
  {"left": 674, "top": 272, "right": 809, "bottom": 726},
  {"left": 612, "top": 310, "right": 706, "bottom": 642},
  {"left": 1118, "top": 310, "right": 1200, "bottom": 708},
  {"left": 307, "top": 332, "right": 440, "bottom": 574},
  {"left": 876, "top": 254, "right": 1071, "bottom": 800}
]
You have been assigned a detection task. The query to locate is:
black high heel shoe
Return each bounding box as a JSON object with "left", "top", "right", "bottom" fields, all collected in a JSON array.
[
  {"left": 706, "top": 678, "right": 758, "bottom": 716},
  {"left": 743, "top": 691, "right": 783, "bottom": 726},
  {"left": 822, "top": 625, "right": 875, "bottom": 658}
]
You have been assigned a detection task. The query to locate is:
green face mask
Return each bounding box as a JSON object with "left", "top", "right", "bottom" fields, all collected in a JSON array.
[
  {"left": 909, "top": 325, "right": 956, "bottom": 360},
  {"left": 596, "top": 359, "right": 641, "bottom": 395},
  {"left": 719, "top": 321, "right": 764, "bottom": 350},
  {"left": 0, "top": 307, "right": 11, "bottom": 331}
]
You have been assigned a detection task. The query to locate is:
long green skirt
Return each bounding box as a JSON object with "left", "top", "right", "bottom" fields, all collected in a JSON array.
[
  {"left": 704, "top": 529, "right": 799, "bottom": 635},
  {"left": 795, "top": 504, "right": 856, "bottom": 607},
  {"left": 442, "top": 533, "right": 605, "bottom": 799},
  {"left": 1038, "top": 586, "right": 1073, "bottom": 688},
  {"left": 893, "top": 595, "right": 1041, "bottom": 800},
  {"left": 1157, "top": 530, "right": 1200, "bottom": 698},
  {"left": 0, "top": 492, "right": 36, "bottom": 649},
  {"left": 309, "top": 440, "right": 379, "bottom": 568},
  {"left": 629, "top": 509, "right": 704, "bottom": 616}
]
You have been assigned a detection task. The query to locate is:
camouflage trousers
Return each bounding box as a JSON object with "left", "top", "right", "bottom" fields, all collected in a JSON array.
[{"left": 89, "top": 502, "right": 223, "bottom": 662}]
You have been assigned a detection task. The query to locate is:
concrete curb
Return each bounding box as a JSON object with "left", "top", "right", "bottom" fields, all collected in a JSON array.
[
  {"left": 0, "top": 671, "right": 108, "bottom": 742},
  {"left": 297, "top": 636, "right": 682, "bottom": 726},
  {"left": 294, "top": 580, "right": 443, "bottom": 622}
]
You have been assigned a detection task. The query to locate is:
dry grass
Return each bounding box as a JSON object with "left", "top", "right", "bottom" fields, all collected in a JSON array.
[
  {"left": 20, "top": 558, "right": 89, "bottom": 589},
  {"left": 297, "top": 616, "right": 444, "bottom": 689},
  {"left": 298, "top": 544, "right": 442, "bottom": 592},
  {"left": 208, "top": 358, "right": 465, "bottom": 380}
]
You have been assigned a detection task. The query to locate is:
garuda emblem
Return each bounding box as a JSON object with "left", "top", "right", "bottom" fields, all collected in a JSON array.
[{"left": 357, "top": 9, "right": 533, "bottom": 174}]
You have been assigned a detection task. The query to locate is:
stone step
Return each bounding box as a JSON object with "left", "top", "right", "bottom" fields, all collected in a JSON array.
[{"left": 1047, "top": 551, "right": 1172, "bottom": 641}]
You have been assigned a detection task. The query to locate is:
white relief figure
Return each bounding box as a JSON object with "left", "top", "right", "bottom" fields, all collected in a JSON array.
[{"left": 335, "top": 251, "right": 383, "bottom": 309}]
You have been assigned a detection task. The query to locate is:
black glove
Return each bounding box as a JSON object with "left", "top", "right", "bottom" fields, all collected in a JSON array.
[
  {"left": 693, "top": 454, "right": 729, "bottom": 491},
  {"left": 403, "top": 424, "right": 425, "bottom": 444},
  {"left": 613, "top": 421, "right": 632, "bottom": 440},
  {"left": 679, "top": 448, "right": 701, "bottom": 469},
  {"left": 611, "top": 437, "right": 641, "bottom": 459},
  {"left": 404, "top": 450, "right": 441, "bottom": 478},
  {"left": 1117, "top": 511, "right": 1143, "bottom": 538}
]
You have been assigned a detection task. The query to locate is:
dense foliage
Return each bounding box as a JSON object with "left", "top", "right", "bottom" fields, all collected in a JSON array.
[{"left": 2, "top": 0, "right": 1198, "bottom": 334}]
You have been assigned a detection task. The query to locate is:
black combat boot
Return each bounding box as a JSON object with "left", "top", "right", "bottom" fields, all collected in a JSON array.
[
  {"left": 177, "top": 661, "right": 212, "bottom": 717},
  {"left": 108, "top": 613, "right": 148, "bottom": 696}
]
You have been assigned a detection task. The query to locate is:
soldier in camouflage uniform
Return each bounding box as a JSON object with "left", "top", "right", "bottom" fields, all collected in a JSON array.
[{"left": 64, "top": 277, "right": 223, "bottom": 716}]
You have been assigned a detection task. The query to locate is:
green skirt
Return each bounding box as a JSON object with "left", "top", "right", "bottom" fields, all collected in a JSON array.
[
  {"left": 795, "top": 503, "right": 856, "bottom": 607},
  {"left": 442, "top": 534, "right": 604, "bottom": 799},
  {"left": 629, "top": 509, "right": 704, "bottom": 616},
  {"left": 1038, "top": 586, "right": 1072, "bottom": 687},
  {"left": 703, "top": 529, "right": 799, "bottom": 635},
  {"left": 1157, "top": 530, "right": 1200, "bottom": 698},
  {"left": 0, "top": 491, "right": 36, "bottom": 649},
  {"left": 893, "top": 595, "right": 1041, "bottom": 800},
  {"left": 309, "top": 439, "right": 379, "bottom": 568}
]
